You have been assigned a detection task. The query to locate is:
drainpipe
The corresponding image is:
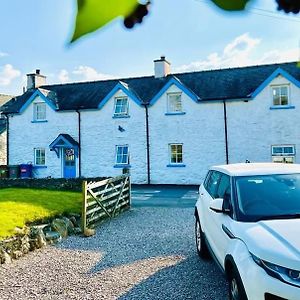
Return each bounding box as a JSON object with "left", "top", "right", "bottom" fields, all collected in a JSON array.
[
  {"left": 145, "top": 105, "right": 151, "bottom": 184},
  {"left": 76, "top": 110, "right": 81, "bottom": 177},
  {"left": 223, "top": 100, "right": 229, "bottom": 164},
  {"left": 4, "top": 114, "right": 9, "bottom": 166}
]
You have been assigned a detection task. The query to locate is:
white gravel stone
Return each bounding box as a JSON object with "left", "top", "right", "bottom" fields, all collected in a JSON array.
[{"left": 0, "top": 208, "right": 227, "bottom": 299}]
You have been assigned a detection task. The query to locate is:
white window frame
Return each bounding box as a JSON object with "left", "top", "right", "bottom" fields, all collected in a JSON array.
[
  {"left": 113, "top": 97, "right": 129, "bottom": 117},
  {"left": 115, "top": 145, "right": 129, "bottom": 165},
  {"left": 271, "top": 145, "right": 295, "bottom": 164},
  {"left": 271, "top": 85, "right": 290, "bottom": 107},
  {"left": 169, "top": 143, "right": 183, "bottom": 164},
  {"left": 34, "top": 148, "right": 46, "bottom": 166},
  {"left": 33, "top": 102, "right": 46, "bottom": 121},
  {"left": 167, "top": 92, "right": 183, "bottom": 113}
]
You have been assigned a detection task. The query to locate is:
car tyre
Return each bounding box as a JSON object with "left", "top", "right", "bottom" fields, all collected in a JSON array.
[
  {"left": 228, "top": 266, "right": 248, "bottom": 300},
  {"left": 195, "top": 218, "right": 210, "bottom": 259}
]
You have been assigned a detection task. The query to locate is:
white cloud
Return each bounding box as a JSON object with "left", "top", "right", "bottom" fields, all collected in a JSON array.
[
  {"left": 0, "top": 64, "right": 21, "bottom": 86},
  {"left": 0, "top": 52, "right": 8, "bottom": 58},
  {"left": 176, "top": 33, "right": 299, "bottom": 72},
  {"left": 56, "top": 66, "right": 116, "bottom": 84},
  {"left": 58, "top": 69, "right": 70, "bottom": 83},
  {"left": 72, "top": 66, "right": 115, "bottom": 81}
]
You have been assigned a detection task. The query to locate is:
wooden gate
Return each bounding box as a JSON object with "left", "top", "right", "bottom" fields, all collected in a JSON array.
[{"left": 82, "top": 175, "right": 131, "bottom": 231}]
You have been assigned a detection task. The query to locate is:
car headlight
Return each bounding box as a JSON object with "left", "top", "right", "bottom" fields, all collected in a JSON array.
[{"left": 251, "top": 253, "right": 300, "bottom": 287}]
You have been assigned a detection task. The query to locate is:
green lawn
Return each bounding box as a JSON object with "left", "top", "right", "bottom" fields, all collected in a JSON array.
[{"left": 0, "top": 188, "right": 82, "bottom": 239}]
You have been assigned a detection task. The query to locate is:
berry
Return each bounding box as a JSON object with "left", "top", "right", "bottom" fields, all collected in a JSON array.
[
  {"left": 276, "top": 0, "right": 300, "bottom": 14},
  {"left": 124, "top": 17, "right": 135, "bottom": 29},
  {"left": 123, "top": 1, "right": 151, "bottom": 29}
]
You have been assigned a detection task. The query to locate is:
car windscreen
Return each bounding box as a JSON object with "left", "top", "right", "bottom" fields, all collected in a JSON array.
[{"left": 235, "top": 173, "right": 300, "bottom": 222}]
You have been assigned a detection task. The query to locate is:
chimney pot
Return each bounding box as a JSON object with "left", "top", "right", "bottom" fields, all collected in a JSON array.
[
  {"left": 154, "top": 56, "right": 171, "bottom": 78},
  {"left": 26, "top": 69, "right": 46, "bottom": 91}
]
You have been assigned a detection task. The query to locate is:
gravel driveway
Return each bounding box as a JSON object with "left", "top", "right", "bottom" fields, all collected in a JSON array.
[{"left": 0, "top": 186, "right": 227, "bottom": 299}]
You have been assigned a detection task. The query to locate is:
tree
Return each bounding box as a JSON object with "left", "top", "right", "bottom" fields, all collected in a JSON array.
[{"left": 71, "top": 0, "right": 300, "bottom": 43}]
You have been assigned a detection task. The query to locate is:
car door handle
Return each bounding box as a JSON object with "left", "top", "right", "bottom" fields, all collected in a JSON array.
[{"left": 200, "top": 193, "right": 204, "bottom": 196}]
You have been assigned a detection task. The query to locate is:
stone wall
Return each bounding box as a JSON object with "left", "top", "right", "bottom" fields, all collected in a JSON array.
[{"left": 0, "top": 177, "right": 106, "bottom": 191}]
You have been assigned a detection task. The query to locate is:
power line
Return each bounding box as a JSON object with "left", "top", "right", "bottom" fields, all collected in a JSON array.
[{"left": 194, "top": 0, "right": 300, "bottom": 23}]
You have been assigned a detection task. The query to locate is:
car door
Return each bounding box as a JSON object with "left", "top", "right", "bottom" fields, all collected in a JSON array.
[
  {"left": 200, "top": 170, "right": 222, "bottom": 243},
  {"left": 204, "top": 172, "right": 233, "bottom": 265}
]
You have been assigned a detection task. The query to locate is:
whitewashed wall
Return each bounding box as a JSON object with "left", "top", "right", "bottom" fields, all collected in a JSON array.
[
  {"left": 227, "top": 75, "right": 300, "bottom": 164},
  {"left": 80, "top": 89, "right": 147, "bottom": 184},
  {"left": 148, "top": 84, "right": 226, "bottom": 184},
  {"left": 9, "top": 95, "right": 78, "bottom": 178},
  {"left": 8, "top": 73, "right": 300, "bottom": 184},
  {"left": 0, "top": 131, "right": 6, "bottom": 165}
]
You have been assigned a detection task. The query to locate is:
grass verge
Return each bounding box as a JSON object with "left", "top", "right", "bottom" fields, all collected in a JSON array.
[{"left": 0, "top": 188, "right": 81, "bottom": 239}]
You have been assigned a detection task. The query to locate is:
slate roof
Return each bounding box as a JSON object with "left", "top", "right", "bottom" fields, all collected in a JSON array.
[{"left": 2, "top": 61, "right": 300, "bottom": 114}]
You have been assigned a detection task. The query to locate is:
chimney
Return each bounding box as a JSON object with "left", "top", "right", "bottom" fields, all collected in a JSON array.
[
  {"left": 154, "top": 56, "right": 171, "bottom": 78},
  {"left": 26, "top": 69, "right": 46, "bottom": 90}
]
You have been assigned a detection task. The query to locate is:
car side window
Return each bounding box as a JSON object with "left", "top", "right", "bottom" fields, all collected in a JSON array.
[
  {"left": 203, "top": 171, "right": 212, "bottom": 189},
  {"left": 206, "top": 171, "right": 222, "bottom": 198},
  {"left": 217, "top": 174, "right": 231, "bottom": 199}
]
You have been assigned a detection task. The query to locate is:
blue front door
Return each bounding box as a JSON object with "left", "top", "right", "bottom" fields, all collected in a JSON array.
[{"left": 63, "top": 148, "right": 76, "bottom": 178}]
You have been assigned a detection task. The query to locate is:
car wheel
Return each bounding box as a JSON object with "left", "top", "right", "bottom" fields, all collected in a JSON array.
[
  {"left": 228, "top": 267, "right": 248, "bottom": 300},
  {"left": 195, "top": 218, "right": 210, "bottom": 258}
]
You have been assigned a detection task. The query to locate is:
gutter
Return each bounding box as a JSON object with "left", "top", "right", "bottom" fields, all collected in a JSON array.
[
  {"left": 223, "top": 100, "right": 229, "bottom": 164},
  {"left": 76, "top": 110, "right": 82, "bottom": 177},
  {"left": 145, "top": 105, "right": 151, "bottom": 184},
  {"left": 4, "top": 114, "right": 9, "bottom": 165}
]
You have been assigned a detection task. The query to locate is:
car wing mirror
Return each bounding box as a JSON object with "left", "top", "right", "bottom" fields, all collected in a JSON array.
[{"left": 210, "top": 198, "right": 224, "bottom": 213}]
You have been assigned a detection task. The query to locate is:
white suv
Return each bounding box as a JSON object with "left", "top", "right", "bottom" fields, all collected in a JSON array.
[{"left": 195, "top": 163, "right": 300, "bottom": 300}]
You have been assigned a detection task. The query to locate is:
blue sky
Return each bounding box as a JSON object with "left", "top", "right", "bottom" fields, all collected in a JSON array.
[{"left": 0, "top": 0, "right": 299, "bottom": 95}]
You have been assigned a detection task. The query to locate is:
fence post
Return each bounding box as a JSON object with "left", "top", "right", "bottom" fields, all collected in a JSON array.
[
  {"left": 82, "top": 180, "right": 87, "bottom": 232},
  {"left": 128, "top": 176, "right": 131, "bottom": 207}
]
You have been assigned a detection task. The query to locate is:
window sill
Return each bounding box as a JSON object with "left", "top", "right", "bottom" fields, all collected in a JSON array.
[
  {"left": 31, "top": 120, "right": 48, "bottom": 123},
  {"left": 166, "top": 164, "right": 186, "bottom": 168},
  {"left": 33, "top": 165, "right": 47, "bottom": 168},
  {"left": 270, "top": 105, "right": 295, "bottom": 110},
  {"left": 165, "top": 112, "right": 186, "bottom": 116},
  {"left": 113, "top": 115, "right": 130, "bottom": 119},
  {"left": 114, "top": 164, "right": 131, "bottom": 168}
]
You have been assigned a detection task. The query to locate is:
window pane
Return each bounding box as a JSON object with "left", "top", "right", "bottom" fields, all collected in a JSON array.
[
  {"left": 168, "top": 94, "right": 182, "bottom": 112},
  {"left": 281, "top": 96, "right": 288, "bottom": 105},
  {"left": 284, "top": 146, "right": 294, "bottom": 154},
  {"left": 35, "top": 148, "right": 45, "bottom": 165},
  {"left": 35, "top": 103, "right": 46, "bottom": 120},
  {"left": 170, "top": 144, "right": 183, "bottom": 164},
  {"left": 273, "top": 96, "right": 280, "bottom": 106},
  {"left": 217, "top": 175, "right": 230, "bottom": 199},
  {"left": 114, "top": 98, "right": 128, "bottom": 115},
  {"left": 280, "top": 86, "right": 288, "bottom": 96},
  {"left": 206, "top": 171, "right": 221, "bottom": 198},
  {"left": 272, "top": 147, "right": 283, "bottom": 154},
  {"left": 116, "top": 146, "right": 129, "bottom": 164}
]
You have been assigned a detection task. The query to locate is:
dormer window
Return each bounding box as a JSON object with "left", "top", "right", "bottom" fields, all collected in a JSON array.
[
  {"left": 33, "top": 102, "right": 46, "bottom": 121},
  {"left": 272, "top": 85, "right": 289, "bottom": 106},
  {"left": 167, "top": 93, "right": 182, "bottom": 113},
  {"left": 272, "top": 145, "right": 295, "bottom": 164},
  {"left": 114, "top": 97, "right": 129, "bottom": 117}
]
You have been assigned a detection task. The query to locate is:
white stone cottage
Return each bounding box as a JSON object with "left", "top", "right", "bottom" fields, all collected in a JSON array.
[
  {"left": 0, "top": 94, "right": 13, "bottom": 165},
  {"left": 3, "top": 58, "right": 300, "bottom": 184}
]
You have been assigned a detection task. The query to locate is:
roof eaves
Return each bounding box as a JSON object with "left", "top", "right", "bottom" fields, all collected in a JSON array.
[{"left": 251, "top": 67, "right": 300, "bottom": 99}]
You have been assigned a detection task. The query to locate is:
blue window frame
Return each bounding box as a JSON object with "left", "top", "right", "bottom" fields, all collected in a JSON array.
[
  {"left": 115, "top": 145, "right": 129, "bottom": 165},
  {"left": 114, "top": 97, "right": 129, "bottom": 117}
]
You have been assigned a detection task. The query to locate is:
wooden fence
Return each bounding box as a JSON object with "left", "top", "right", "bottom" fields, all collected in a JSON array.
[{"left": 81, "top": 175, "right": 131, "bottom": 231}]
